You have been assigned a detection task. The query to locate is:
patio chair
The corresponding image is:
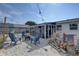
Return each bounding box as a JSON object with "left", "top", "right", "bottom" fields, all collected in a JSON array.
[
  {"left": 9, "top": 32, "right": 17, "bottom": 46},
  {"left": 34, "top": 35, "right": 40, "bottom": 45},
  {"left": 21, "top": 31, "right": 29, "bottom": 41},
  {"left": 22, "top": 31, "right": 26, "bottom": 38},
  {"left": 30, "top": 36, "right": 35, "bottom": 44}
]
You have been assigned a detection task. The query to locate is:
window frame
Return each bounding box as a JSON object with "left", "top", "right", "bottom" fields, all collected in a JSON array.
[
  {"left": 57, "top": 24, "right": 62, "bottom": 31},
  {"left": 69, "top": 23, "right": 78, "bottom": 30}
]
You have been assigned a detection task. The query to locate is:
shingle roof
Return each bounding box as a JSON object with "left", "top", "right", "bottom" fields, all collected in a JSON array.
[
  {"left": 38, "top": 18, "right": 79, "bottom": 25},
  {"left": 56, "top": 18, "right": 79, "bottom": 24}
]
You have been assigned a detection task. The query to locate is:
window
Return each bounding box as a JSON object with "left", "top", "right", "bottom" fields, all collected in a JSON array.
[
  {"left": 70, "top": 24, "right": 78, "bottom": 30},
  {"left": 57, "top": 25, "right": 62, "bottom": 30}
]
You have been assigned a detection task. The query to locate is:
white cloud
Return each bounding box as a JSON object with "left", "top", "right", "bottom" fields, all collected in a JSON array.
[
  {"left": 50, "top": 3, "right": 63, "bottom": 6},
  {"left": 1, "top": 4, "right": 40, "bottom": 17},
  {"left": 2, "top": 4, "right": 13, "bottom": 10},
  {"left": 0, "top": 4, "right": 43, "bottom": 24},
  {"left": 10, "top": 11, "right": 23, "bottom": 16},
  {"left": 2, "top": 4, "right": 24, "bottom": 16},
  {"left": 0, "top": 11, "right": 12, "bottom": 18}
]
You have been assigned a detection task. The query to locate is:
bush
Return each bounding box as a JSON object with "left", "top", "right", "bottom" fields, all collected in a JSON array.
[{"left": 0, "top": 34, "right": 8, "bottom": 49}]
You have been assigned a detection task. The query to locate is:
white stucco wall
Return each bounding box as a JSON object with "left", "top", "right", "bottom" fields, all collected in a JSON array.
[{"left": 56, "top": 22, "right": 79, "bottom": 45}]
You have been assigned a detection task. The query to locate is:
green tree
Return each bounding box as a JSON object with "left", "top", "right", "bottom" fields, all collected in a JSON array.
[{"left": 25, "top": 21, "right": 37, "bottom": 26}]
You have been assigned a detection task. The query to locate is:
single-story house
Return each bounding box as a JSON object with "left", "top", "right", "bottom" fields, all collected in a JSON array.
[
  {"left": 0, "top": 23, "right": 29, "bottom": 34},
  {"left": 55, "top": 18, "right": 79, "bottom": 45},
  {"left": 31, "top": 18, "right": 79, "bottom": 45}
]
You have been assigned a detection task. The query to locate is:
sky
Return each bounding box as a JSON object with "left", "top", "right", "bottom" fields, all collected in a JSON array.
[{"left": 0, "top": 3, "right": 79, "bottom": 24}]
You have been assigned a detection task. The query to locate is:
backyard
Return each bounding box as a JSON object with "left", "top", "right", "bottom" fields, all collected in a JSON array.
[{"left": 0, "top": 35, "right": 61, "bottom": 56}]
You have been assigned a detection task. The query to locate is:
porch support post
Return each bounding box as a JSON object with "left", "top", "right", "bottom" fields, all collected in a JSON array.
[
  {"left": 51, "top": 25, "right": 52, "bottom": 38},
  {"left": 44, "top": 24, "right": 46, "bottom": 39},
  {"left": 41, "top": 26, "right": 43, "bottom": 38},
  {"left": 48, "top": 25, "right": 49, "bottom": 38},
  {"left": 40, "top": 26, "right": 42, "bottom": 38}
]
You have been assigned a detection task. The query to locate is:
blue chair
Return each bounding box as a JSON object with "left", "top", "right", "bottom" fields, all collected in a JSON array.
[
  {"left": 22, "top": 31, "right": 25, "bottom": 38},
  {"left": 30, "top": 36, "right": 35, "bottom": 44},
  {"left": 9, "top": 32, "right": 17, "bottom": 45},
  {"left": 34, "top": 35, "right": 40, "bottom": 45}
]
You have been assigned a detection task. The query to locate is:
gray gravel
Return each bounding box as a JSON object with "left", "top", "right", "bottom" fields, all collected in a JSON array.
[{"left": 0, "top": 36, "right": 61, "bottom": 56}]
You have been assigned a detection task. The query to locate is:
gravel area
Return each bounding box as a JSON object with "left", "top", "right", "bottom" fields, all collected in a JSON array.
[
  {"left": 0, "top": 36, "right": 61, "bottom": 56},
  {"left": 0, "top": 42, "right": 61, "bottom": 56}
]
